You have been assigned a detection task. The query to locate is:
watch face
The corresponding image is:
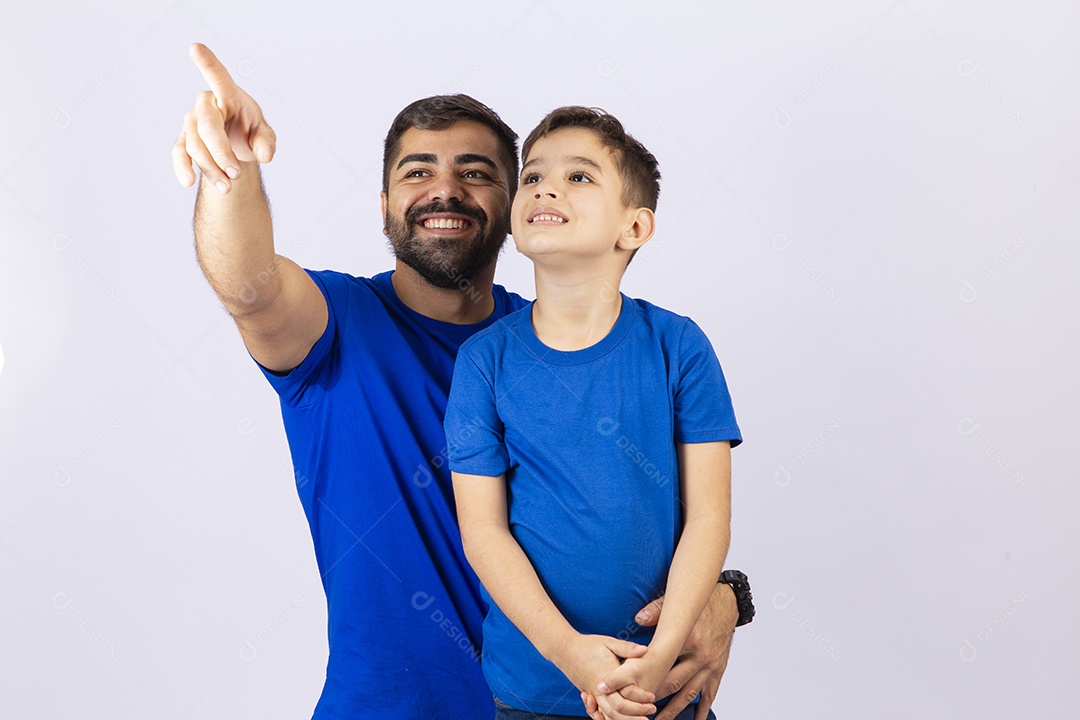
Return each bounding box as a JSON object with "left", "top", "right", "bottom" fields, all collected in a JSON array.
[{"left": 723, "top": 570, "right": 748, "bottom": 586}]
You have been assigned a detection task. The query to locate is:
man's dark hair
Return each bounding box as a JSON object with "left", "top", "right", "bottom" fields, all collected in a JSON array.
[
  {"left": 520, "top": 106, "right": 661, "bottom": 211},
  {"left": 382, "top": 95, "right": 519, "bottom": 195}
]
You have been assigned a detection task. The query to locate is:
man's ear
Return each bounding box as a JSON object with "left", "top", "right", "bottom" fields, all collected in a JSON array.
[
  {"left": 380, "top": 191, "right": 389, "bottom": 235},
  {"left": 617, "top": 207, "right": 655, "bottom": 252}
]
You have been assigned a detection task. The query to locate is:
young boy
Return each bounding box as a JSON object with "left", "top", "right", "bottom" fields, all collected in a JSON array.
[{"left": 445, "top": 107, "right": 741, "bottom": 720}]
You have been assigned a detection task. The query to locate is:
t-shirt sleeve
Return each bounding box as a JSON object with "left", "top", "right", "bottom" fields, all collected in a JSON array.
[
  {"left": 444, "top": 341, "right": 510, "bottom": 477},
  {"left": 256, "top": 269, "right": 343, "bottom": 408},
  {"left": 673, "top": 319, "right": 743, "bottom": 447}
]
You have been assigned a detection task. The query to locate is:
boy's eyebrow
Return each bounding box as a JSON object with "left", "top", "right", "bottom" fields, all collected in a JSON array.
[
  {"left": 521, "top": 155, "right": 604, "bottom": 175},
  {"left": 569, "top": 155, "right": 603, "bottom": 171}
]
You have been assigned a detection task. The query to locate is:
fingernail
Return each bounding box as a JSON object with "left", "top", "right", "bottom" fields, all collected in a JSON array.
[
  {"left": 226, "top": 166, "right": 239, "bottom": 179},
  {"left": 216, "top": 180, "right": 228, "bottom": 194},
  {"left": 636, "top": 610, "right": 650, "bottom": 622},
  {"left": 597, "top": 681, "right": 609, "bottom": 693}
]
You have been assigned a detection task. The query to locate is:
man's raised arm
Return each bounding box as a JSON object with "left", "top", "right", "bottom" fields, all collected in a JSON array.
[{"left": 173, "top": 43, "right": 327, "bottom": 373}]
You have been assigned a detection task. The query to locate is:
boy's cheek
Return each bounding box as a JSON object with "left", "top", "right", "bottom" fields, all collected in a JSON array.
[
  {"left": 509, "top": 211, "right": 527, "bottom": 239},
  {"left": 509, "top": 196, "right": 527, "bottom": 222}
]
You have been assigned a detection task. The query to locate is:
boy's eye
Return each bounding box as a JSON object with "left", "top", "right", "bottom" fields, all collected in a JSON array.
[
  {"left": 522, "top": 173, "right": 541, "bottom": 184},
  {"left": 569, "top": 172, "right": 591, "bottom": 183}
]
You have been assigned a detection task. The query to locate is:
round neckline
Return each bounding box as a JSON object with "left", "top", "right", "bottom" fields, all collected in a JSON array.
[
  {"left": 377, "top": 271, "right": 504, "bottom": 338},
  {"left": 516, "top": 294, "right": 636, "bottom": 366}
]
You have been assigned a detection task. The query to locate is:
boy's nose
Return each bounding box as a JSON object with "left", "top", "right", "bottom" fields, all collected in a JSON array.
[{"left": 531, "top": 175, "right": 558, "bottom": 199}]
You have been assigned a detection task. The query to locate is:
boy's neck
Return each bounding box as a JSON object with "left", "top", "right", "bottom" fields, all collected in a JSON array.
[{"left": 531, "top": 262, "right": 625, "bottom": 351}]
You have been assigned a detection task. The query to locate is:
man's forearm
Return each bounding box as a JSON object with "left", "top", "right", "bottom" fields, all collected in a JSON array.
[{"left": 194, "top": 160, "right": 278, "bottom": 316}]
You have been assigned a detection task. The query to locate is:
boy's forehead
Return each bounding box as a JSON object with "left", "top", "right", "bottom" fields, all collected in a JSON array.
[{"left": 524, "top": 127, "right": 614, "bottom": 168}]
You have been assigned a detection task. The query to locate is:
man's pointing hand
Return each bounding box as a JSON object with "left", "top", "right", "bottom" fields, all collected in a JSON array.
[{"left": 172, "top": 43, "right": 277, "bottom": 193}]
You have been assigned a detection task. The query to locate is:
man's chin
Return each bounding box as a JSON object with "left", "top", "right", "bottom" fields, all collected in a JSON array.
[
  {"left": 388, "top": 225, "right": 506, "bottom": 290},
  {"left": 399, "top": 258, "right": 474, "bottom": 289}
]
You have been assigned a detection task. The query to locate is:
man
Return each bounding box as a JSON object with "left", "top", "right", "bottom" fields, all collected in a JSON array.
[{"left": 172, "top": 43, "right": 745, "bottom": 720}]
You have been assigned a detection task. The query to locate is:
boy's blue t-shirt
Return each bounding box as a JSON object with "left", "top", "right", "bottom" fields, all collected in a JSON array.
[
  {"left": 258, "top": 269, "right": 527, "bottom": 720},
  {"left": 444, "top": 294, "right": 741, "bottom": 715}
]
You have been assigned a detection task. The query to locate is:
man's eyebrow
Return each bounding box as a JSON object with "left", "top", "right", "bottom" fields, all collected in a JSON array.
[
  {"left": 396, "top": 153, "right": 437, "bottom": 169},
  {"left": 455, "top": 153, "right": 499, "bottom": 171}
]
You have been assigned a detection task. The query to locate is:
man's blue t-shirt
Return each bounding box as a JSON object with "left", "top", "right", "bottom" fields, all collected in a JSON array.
[
  {"left": 258, "top": 269, "right": 527, "bottom": 719},
  {"left": 444, "top": 294, "right": 741, "bottom": 716}
]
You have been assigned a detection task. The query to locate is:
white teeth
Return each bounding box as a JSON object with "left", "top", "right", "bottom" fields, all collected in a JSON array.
[
  {"left": 423, "top": 218, "right": 467, "bottom": 229},
  {"left": 530, "top": 214, "right": 566, "bottom": 223}
]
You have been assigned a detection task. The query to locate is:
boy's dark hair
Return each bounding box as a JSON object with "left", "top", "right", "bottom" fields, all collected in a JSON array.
[
  {"left": 520, "top": 106, "right": 661, "bottom": 211},
  {"left": 382, "top": 95, "right": 519, "bottom": 196}
]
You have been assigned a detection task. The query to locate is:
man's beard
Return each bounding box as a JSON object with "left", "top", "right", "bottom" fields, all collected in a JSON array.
[{"left": 385, "top": 199, "right": 508, "bottom": 290}]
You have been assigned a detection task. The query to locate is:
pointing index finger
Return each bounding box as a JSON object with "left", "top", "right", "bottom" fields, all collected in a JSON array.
[{"left": 189, "top": 43, "right": 239, "bottom": 107}]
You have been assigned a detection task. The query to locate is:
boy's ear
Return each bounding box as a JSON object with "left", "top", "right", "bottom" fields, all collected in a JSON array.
[{"left": 617, "top": 207, "right": 655, "bottom": 251}]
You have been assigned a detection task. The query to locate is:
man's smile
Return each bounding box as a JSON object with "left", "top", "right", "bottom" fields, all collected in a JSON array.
[{"left": 419, "top": 213, "right": 475, "bottom": 232}]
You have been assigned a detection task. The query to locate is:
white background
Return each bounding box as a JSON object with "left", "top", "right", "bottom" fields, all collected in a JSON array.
[{"left": 2, "top": 1, "right": 1078, "bottom": 717}]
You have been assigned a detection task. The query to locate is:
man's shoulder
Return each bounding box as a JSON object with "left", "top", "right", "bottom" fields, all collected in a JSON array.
[
  {"left": 460, "top": 302, "right": 531, "bottom": 357},
  {"left": 304, "top": 268, "right": 384, "bottom": 292},
  {"left": 493, "top": 283, "right": 530, "bottom": 315},
  {"left": 302, "top": 269, "right": 399, "bottom": 315}
]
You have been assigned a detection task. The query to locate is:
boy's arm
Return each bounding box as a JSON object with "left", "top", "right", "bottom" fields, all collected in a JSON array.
[
  {"left": 596, "top": 441, "right": 731, "bottom": 701},
  {"left": 452, "top": 471, "right": 657, "bottom": 720},
  {"left": 628, "top": 585, "right": 737, "bottom": 720}
]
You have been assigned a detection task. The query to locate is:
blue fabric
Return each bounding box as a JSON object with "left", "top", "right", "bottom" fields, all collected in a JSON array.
[
  {"left": 258, "top": 269, "right": 528, "bottom": 719},
  {"left": 445, "top": 295, "right": 741, "bottom": 716}
]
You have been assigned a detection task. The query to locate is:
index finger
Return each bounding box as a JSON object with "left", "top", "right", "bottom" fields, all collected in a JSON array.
[{"left": 189, "top": 43, "right": 239, "bottom": 106}]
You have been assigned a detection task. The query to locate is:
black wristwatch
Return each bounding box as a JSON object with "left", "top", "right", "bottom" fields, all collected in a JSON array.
[{"left": 720, "top": 570, "right": 755, "bottom": 627}]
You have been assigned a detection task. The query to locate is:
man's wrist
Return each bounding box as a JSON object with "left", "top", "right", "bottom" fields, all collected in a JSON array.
[{"left": 719, "top": 569, "right": 755, "bottom": 627}]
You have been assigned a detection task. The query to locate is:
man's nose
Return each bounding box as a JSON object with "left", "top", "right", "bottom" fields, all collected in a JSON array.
[{"left": 430, "top": 174, "right": 465, "bottom": 203}]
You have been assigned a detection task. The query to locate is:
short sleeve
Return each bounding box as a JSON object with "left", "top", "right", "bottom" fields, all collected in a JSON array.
[
  {"left": 257, "top": 269, "right": 342, "bottom": 408},
  {"left": 673, "top": 319, "right": 743, "bottom": 447},
  {"left": 445, "top": 342, "right": 511, "bottom": 476}
]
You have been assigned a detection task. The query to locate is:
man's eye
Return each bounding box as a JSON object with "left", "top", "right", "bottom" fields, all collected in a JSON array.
[
  {"left": 464, "top": 169, "right": 490, "bottom": 180},
  {"left": 522, "top": 173, "right": 540, "bottom": 184},
  {"left": 569, "top": 172, "right": 591, "bottom": 183},
  {"left": 404, "top": 169, "right": 429, "bottom": 178}
]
